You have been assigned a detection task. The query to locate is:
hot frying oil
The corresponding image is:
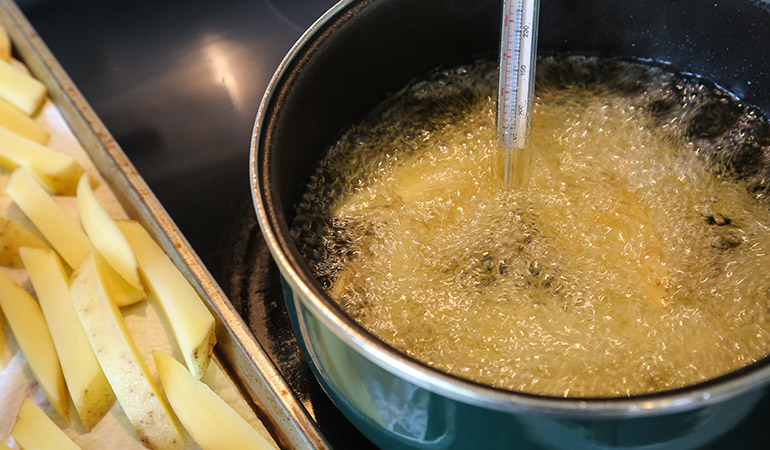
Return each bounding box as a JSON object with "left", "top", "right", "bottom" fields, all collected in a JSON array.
[{"left": 292, "top": 56, "right": 770, "bottom": 397}]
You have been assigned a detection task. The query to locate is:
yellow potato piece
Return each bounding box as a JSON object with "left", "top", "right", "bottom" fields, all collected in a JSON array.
[
  {"left": 0, "top": 217, "right": 48, "bottom": 268},
  {"left": 10, "top": 58, "right": 30, "bottom": 76},
  {"left": 0, "top": 57, "right": 46, "bottom": 115},
  {"left": 154, "top": 351, "right": 276, "bottom": 450},
  {"left": 0, "top": 126, "right": 81, "bottom": 196},
  {"left": 0, "top": 23, "right": 9, "bottom": 61},
  {"left": 5, "top": 168, "right": 90, "bottom": 268},
  {"left": 7, "top": 169, "right": 145, "bottom": 307},
  {"left": 99, "top": 255, "right": 146, "bottom": 307},
  {"left": 77, "top": 174, "right": 141, "bottom": 289},
  {"left": 70, "top": 253, "right": 183, "bottom": 450},
  {"left": 0, "top": 271, "right": 69, "bottom": 421},
  {"left": 11, "top": 398, "right": 80, "bottom": 450},
  {"left": 21, "top": 247, "right": 116, "bottom": 431},
  {"left": 0, "top": 99, "right": 49, "bottom": 144},
  {"left": 119, "top": 220, "right": 216, "bottom": 379}
]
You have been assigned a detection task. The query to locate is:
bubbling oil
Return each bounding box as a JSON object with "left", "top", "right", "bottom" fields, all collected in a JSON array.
[{"left": 292, "top": 56, "right": 770, "bottom": 397}]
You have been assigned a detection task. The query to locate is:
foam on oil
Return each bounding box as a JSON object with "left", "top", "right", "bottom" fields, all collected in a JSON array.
[{"left": 292, "top": 56, "right": 770, "bottom": 397}]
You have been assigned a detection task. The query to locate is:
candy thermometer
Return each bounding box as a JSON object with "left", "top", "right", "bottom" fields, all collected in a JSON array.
[{"left": 497, "top": 0, "right": 540, "bottom": 185}]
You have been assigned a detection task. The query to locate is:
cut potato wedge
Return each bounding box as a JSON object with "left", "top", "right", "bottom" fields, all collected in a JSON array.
[
  {"left": 77, "top": 174, "right": 141, "bottom": 289},
  {"left": 0, "top": 57, "right": 46, "bottom": 115},
  {"left": 99, "top": 255, "right": 146, "bottom": 307},
  {"left": 0, "top": 271, "right": 69, "bottom": 421},
  {"left": 0, "top": 23, "right": 10, "bottom": 62},
  {"left": 0, "top": 217, "right": 48, "bottom": 268},
  {"left": 5, "top": 168, "right": 90, "bottom": 268},
  {"left": 119, "top": 220, "right": 216, "bottom": 378},
  {"left": 0, "top": 126, "right": 82, "bottom": 195},
  {"left": 7, "top": 169, "right": 145, "bottom": 307},
  {"left": 0, "top": 100, "right": 48, "bottom": 144},
  {"left": 21, "top": 247, "right": 116, "bottom": 431},
  {"left": 11, "top": 398, "right": 80, "bottom": 450},
  {"left": 154, "top": 351, "right": 276, "bottom": 450},
  {"left": 70, "top": 253, "right": 183, "bottom": 449}
]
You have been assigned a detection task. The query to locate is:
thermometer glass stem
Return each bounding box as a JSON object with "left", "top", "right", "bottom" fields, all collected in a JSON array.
[{"left": 497, "top": 0, "right": 540, "bottom": 185}]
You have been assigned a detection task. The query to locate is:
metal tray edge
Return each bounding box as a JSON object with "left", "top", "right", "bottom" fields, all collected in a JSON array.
[{"left": 0, "top": 2, "right": 328, "bottom": 448}]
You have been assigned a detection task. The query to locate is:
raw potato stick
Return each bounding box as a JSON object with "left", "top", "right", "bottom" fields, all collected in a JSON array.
[
  {"left": 0, "top": 126, "right": 82, "bottom": 195},
  {"left": 0, "top": 56, "right": 46, "bottom": 115},
  {"left": 0, "top": 271, "right": 69, "bottom": 421},
  {"left": 77, "top": 174, "right": 141, "bottom": 289},
  {"left": 0, "top": 99, "right": 49, "bottom": 144},
  {"left": 21, "top": 247, "right": 116, "bottom": 431},
  {"left": 70, "top": 253, "right": 183, "bottom": 450},
  {"left": 154, "top": 351, "right": 277, "bottom": 450},
  {"left": 0, "top": 217, "right": 48, "bottom": 268},
  {"left": 98, "top": 255, "right": 146, "bottom": 307},
  {"left": 11, "top": 398, "right": 80, "bottom": 450},
  {"left": 5, "top": 168, "right": 90, "bottom": 268},
  {"left": 119, "top": 220, "right": 216, "bottom": 379}
]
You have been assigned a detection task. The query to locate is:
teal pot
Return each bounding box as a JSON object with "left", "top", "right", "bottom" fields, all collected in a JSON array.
[{"left": 251, "top": 0, "right": 770, "bottom": 448}]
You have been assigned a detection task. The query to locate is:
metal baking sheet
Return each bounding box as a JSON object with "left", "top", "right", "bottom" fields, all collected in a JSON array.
[{"left": 0, "top": 1, "right": 328, "bottom": 448}]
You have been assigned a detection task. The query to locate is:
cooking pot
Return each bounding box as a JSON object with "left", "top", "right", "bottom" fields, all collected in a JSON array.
[{"left": 250, "top": 0, "right": 770, "bottom": 448}]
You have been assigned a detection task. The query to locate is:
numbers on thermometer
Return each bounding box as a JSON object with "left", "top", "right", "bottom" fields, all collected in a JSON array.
[{"left": 497, "top": 0, "right": 541, "bottom": 185}]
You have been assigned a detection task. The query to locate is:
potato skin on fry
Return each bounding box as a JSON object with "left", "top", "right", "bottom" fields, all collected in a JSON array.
[
  {"left": 119, "top": 220, "right": 216, "bottom": 379},
  {"left": 70, "top": 253, "right": 183, "bottom": 450},
  {"left": 21, "top": 247, "right": 116, "bottom": 431},
  {"left": 0, "top": 217, "right": 48, "bottom": 268}
]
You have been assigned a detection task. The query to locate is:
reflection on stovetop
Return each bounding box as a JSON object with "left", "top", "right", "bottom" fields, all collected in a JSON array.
[{"left": 223, "top": 200, "right": 375, "bottom": 449}]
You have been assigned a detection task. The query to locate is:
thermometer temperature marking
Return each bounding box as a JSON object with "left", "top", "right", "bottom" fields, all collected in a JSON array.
[{"left": 497, "top": 0, "right": 540, "bottom": 185}]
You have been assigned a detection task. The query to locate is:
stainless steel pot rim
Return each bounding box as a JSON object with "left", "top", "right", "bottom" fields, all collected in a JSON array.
[{"left": 249, "top": 0, "right": 770, "bottom": 418}]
